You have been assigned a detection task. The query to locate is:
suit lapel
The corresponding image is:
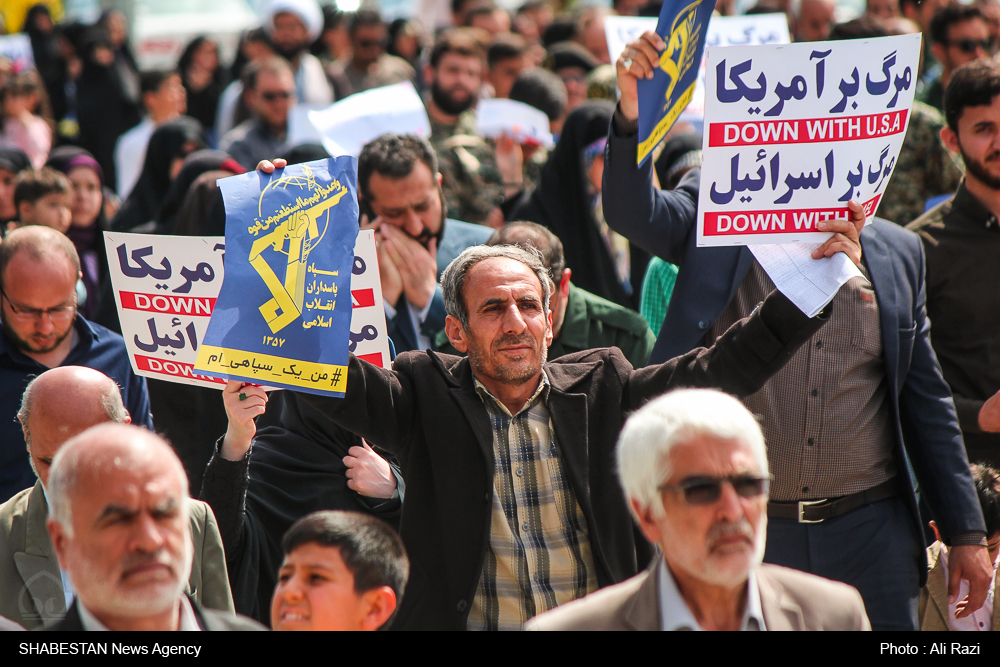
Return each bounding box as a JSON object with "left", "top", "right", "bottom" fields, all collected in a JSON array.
[
  {"left": 860, "top": 227, "right": 900, "bottom": 390},
  {"left": 622, "top": 560, "right": 662, "bottom": 631},
  {"left": 15, "top": 482, "right": 66, "bottom": 621},
  {"left": 757, "top": 567, "right": 805, "bottom": 630},
  {"left": 448, "top": 361, "right": 497, "bottom": 469}
]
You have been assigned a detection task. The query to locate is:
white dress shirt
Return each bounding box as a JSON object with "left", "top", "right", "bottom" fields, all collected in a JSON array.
[
  {"left": 77, "top": 596, "right": 201, "bottom": 631},
  {"left": 658, "top": 559, "right": 766, "bottom": 631},
  {"left": 114, "top": 117, "right": 155, "bottom": 198},
  {"left": 939, "top": 545, "right": 996, "bottom": 631}
]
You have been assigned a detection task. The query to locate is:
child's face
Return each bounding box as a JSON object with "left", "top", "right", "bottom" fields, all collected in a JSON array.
[{"left": 21, "top": 192, "right": 72, "bottom": 233}]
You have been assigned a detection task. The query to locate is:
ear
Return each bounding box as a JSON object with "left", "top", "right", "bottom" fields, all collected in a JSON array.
[
  {"left": 436, "top": 171, "right": 443, "bottom": 189},
  {"left": 630, "top": 497, "right": 663, "bottom": 547},
  {"left": 17, "top": 200, "right": 31, "bottom": 220},
  {"left": 545, "top": 309, "right": 554, "bottom": 347},
  {"left": 423, "top": 62, "right": 434, "bottom": 86},
  {"left": 47, "top": 517, "right": 70, "bottom": 571},
  {"left": 941, "top": 125, "right": 961, "bottom": 154},
  {"left": 359, "top": 586, "right": 397, "bottom": 631},
  {"left": 445, "top": 314, "right": 468, "bottom": 353},
  {"left": 123, "top": 411, "right": 132, "bottom": 425},
  {"left": 559, "top": 268, "right": 571, "bottom": 297},
  {"left": 931, "top": 43, "right": 946, "bottom": 67}
]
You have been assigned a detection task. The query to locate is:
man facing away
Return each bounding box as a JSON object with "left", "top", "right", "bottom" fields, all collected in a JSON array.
[
  {"left": 45, "top": 423, "right": 263, "bottom": 631},
  {"left": 0, "top": 367, "right": 233, "bottom": 628},
  {"left": 526, "top": 389, "right": 870, "bottom": 631}
]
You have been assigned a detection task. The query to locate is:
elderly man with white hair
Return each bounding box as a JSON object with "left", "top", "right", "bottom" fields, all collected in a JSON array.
[
  {"left": 526, "top": 389, "right": 871, "bottom": 631},
  {"left": 44, "top": 423, "right": 263, "bottom": 632}
]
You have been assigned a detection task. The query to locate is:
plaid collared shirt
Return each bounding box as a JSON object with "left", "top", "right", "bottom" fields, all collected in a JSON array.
[{"left": 467, "top": 372, "right": 598, "bottom": 631}]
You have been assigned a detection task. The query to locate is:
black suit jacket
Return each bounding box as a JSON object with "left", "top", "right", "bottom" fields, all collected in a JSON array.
[
  {"left": 602, "top": 127, "right": 986, "bottom": 575},
  {"left": 297, "top": 289, "right": 825, "bottom": 630},
  {"left": 46, "top": 597, "right": 265, "bottom": 631}
]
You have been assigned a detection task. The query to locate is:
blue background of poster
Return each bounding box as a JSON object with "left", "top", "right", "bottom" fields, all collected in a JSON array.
[
  {"left": 636, "top": 0, "right": 713, "bottom": 165},
  {"left": 196, "top": 157, "right": 359, "bottom": 397}
]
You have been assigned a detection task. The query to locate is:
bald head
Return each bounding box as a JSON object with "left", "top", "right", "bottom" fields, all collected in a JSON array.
[
  {"left": 19, "top": 366, "right": 130, "bottom": 487},
  {"left": 0, "top": 224, "right": 80, "bottom": 287}
]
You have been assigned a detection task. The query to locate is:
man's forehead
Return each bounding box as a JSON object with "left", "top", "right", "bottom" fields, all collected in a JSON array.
[
  {"left": 958, "top": 96, "right": 1000, "bottom": 126},
  {"left": 666, "top": 436, "right": 759, "bottom": 479},
  {"left": 467, "top": 258, "right": 542, "bottom": 297},
  {"left": 368, "top": 162, "right": 435, "bottom": 201}
]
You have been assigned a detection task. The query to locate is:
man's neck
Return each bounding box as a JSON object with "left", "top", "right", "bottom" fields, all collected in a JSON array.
[
  {"left": 474, "top": 370, "right": 543, "bottom": 415},
  {"left": 149, "top": 111, "right": 178, "bottom": 126},
  {"left": 86, "top": 600, "right": 181, "bottom": 631},
  {"left": 962, "top": 174, "right": 1000, "bottom": 219},
  {"left": 667, "top": 561, "right": 748, "bottom": 631},
  {"left": 426, "top": 98, "right": 458, "bottom": 126},
  {"left": 263, "top": 119, "right": 288, "bottom": 139},
  {"left": 350, "top": 56, "right": 377, "bottom": 74},
  {"left": 22, "top": 327, "right": 76, "bottom": 369}
]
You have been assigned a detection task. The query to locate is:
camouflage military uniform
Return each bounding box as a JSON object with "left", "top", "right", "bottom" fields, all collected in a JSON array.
[
  {"left": 879, "top": 101, "right": 963, "bottom": 226},
  {"left": 430, "top": 111, "right": 504, "bottom": 225}
]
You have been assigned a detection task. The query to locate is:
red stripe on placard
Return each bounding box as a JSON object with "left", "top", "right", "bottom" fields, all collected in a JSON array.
[
  {"left": 703, "top": 195, "right": 881, "bottom": 236},
  {"left": 134, "top": 355, "right": 227, "bottom": 384},
  {"left": 707, "top": 110, "right": 908, "bottom": 147},
  {"left": 120, "top": 291, "right": 216, "bottom": 316},
  {"left": 352, "top": 289, "right": 375, "bottom": 308},
  {"left": 358, "top": 352, "right": 383, "bottom": 366}
]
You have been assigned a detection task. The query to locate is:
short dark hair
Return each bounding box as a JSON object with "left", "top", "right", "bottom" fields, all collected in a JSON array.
[
  {"left": 972, "top": 464, "right": 1000, "bottom": 538},
  {"left": 241, "top": 56, "right": 294, "bottom": 91},
  {"left": 509, "top": 68, "right": 567, "bottom": 121},
  {"left": 281, "top": 511, "right": 409, "bottom": 626},
  {"left": 930, "top": 3, "right": 986, "bottom": 44},
  {"left": 140, "top": 69, "right": 179, "bottom": 96},
  {"left": 350, "top": 8, "right": 384, "bottom": 34},
  {"left": 358, "top": 134, "right": 439, "bottom": 201},
  {"left": 828, "top": 16, "right": 890, "bottom": 40},
  {"left": 488, "top": 221, "right": 566, "bottom": 277},
  {"left": 943, "top": 58, "right": 1000, "bottom": 130},
  {"left": 429, "top": 28, "right": 485, "bottom": 68},
  {"left": 487, "top": 33, "right": 528, "bottom": 68},
  {"left": 14, "top": 168, "right": 70, "bottom": 210},
  {"left": 465, "top": 1, "right": 499, "bottom": 25}
]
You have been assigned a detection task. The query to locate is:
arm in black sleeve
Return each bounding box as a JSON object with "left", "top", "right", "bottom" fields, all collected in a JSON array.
[{"left": 199, "top": 438, "right": 253, "bottom": 571}]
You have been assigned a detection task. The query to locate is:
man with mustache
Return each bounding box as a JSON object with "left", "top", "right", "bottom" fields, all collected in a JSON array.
[
  {"left": 908, "top": 59, "right": 1000, "bottom": 468},
  {"left": 45, "top": 423, "right": 264, "bottom": 631},
  {"left": 526, "top": 389, "right": 871, "bottom": 630}
]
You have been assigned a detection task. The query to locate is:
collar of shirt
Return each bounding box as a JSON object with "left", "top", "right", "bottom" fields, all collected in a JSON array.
[
  {"left": 39, "top": 484, "right": 76, "bottom": 608},
  {"left": 0, "top": 316, "right": 94, "bottom": 368},
  {"left": 658, "top": 558, "right": 765, "bottom": 631},
  {"left": 949, "top": 181, "right": 1000, "bottom": 231},
  {"left": 473, "top": 367, "right": 549, "bottom": 417},
  {"left": 78, "top": 596, "right": 201, "bottom": 631}
]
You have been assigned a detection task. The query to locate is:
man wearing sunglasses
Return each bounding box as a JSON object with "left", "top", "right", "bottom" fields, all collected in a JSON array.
[
  {"left": 527, "top": 389, "right": 870, "bottom": 630},
  {"left": 326, "top": 9, "right": 415, "bottom": 99},
  {"left": 920, "top": 3, "right": 992, "bottom": 112},
  {"left": 221, "top": 58, "right": 298, "bottom": 171},
  {"left": 0, "top": 226, "right": 151, "bottom": 503}
]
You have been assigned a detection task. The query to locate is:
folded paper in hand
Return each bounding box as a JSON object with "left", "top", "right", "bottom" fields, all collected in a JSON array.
[
  {"left": 476, "top": 99, "right": 555, "bottom": 148},
  {"left": 749, "top": 243, "right": 862, "bottom": 318}
]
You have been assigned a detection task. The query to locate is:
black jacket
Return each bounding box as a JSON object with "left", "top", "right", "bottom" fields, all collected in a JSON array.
[
  {"left": 298, "top": 289, "right": 826, "bottom": 630},
  {"left": 46, "top": 596, "right": 265, "bottom": 631}
]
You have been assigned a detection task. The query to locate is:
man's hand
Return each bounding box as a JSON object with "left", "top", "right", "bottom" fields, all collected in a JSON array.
[
  {"left": 495, "top": 133, "right": 524, "bottom": 196},
  {"left": 616, "top": 31, "right": 665, "bottom": 121},
  {"left": 949, "top": 544, "right": 993, "bottom": 618},
  {"left": 255, "top": 158, "right": 288, "bottom": 173},
  {"left": 344, "top": 440, "right": 398, "bottom": 499},
  {"left": 221, "top": 380, "right": 268, "bottom": 461},
  {"left": 979, "top": 389, "right": 1000, "bottom": 433},
  {"left": 362, "top": 215, "right": 405, "bottom": 306},
  {"left": 811, "top": 199, "right": 865, "bottom": 266},
  {"left": 379, "top": 223, "right": 438, "bottom": 310}
]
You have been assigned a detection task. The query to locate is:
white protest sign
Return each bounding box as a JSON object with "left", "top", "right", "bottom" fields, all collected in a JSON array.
[
  {"left": 305, "top": 82, "right": 431, "bottom": 157},
  {"left": 604, "top": 13, "right": 790, "bottom": 118},
  {"left": 475, "top": 98, "right": 554, "bottom": 148},
  {"left": 0, "top": 34, "right": 34, "bottom": 71},
  {"left": 697, "top": 34, "right": 920, "bottom": 246},
  {"left": 105, "top": 231, "right": 391, "bottom": 389}
]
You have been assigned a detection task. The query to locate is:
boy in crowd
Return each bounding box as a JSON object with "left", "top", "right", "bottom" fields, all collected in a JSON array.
[{"left": 8, "top": 168, "right": 71, "bottom": 234}]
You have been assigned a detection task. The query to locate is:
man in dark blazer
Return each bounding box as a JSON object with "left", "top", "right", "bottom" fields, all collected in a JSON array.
[
  {"left": 293, "top": 242, "right": 829, "bottom": 630},
  {"left": 604, "top": 31, "right": 991, "bottom": 630},
  {"left": 44, "top": 423, "right": 264, "bottom": 632}
]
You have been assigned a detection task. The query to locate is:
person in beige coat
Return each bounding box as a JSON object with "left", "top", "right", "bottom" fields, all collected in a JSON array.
[
  {"left": 920, "top": 464, "right": 1000, "bottom": 631},
  {"left": 0, "top": 367, "right": 233, "bottom": 629},
  {"left": 526, "top": 389, "right": 871, "bottom": 631}
]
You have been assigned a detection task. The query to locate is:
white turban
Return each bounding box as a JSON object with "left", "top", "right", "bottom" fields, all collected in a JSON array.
[{"left": 264, "top": 0, "right": 324, "bottom": 43}]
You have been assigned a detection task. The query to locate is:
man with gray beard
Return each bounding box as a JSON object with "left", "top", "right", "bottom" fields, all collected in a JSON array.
[
  {"left": 526, "top": 389, "right": 871, "bottom": 631},
  {"left": 45, "top": 424, "right": 263, "bottom": 631}
]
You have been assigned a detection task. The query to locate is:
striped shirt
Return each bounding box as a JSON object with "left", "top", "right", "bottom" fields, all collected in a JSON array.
[{"left": 467, "top": 372, "right": 598, "bottom": 630}]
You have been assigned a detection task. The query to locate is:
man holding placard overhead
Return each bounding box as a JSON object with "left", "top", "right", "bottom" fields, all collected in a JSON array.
[{"left": 603, "top": 22, "right": 991, "bottom": 630}]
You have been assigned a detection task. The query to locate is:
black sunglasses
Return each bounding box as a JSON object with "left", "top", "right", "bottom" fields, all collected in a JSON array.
[
  {"left": 948, "top": 38, "right": 994, "bottom": 54},
  {"left": 260, "top": 90, "right": 293, "bottom": 102},
  {"left": 658, "top": 474, "right": 771, "bottom": 506}
]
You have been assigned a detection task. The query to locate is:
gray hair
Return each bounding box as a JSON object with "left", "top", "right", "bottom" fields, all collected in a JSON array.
[
  {"left": 18, "top": 375, "right": 129, "bottom": 451},
  {"left": 440, "top": 244, "right": 552, "bottom": 330},
  {"left": 616, "top": 389, "right": 769, "bottom": 520}
]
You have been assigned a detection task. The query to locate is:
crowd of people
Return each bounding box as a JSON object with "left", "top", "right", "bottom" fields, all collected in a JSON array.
[{"left": 0, "top": 0, "right": 997, "bottom": 633}]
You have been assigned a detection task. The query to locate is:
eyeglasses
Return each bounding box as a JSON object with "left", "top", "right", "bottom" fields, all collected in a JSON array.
[
  {"left": 658, "top": 474, "right": 771, "bottom": 506},
  {"left": 558, "top": 72, "right": 587, "bottom": 85},
  {"left": 947, "top": 38, "right": 994, "bottom": 54},
  {"left": 0, "top": 285, "right": 77, "bottom": 323},
  {"left": 259, "top": 90, "right": 293, "bottom": 102},
  {"left": 357, "top": 39, "right": 386, "bottom": 49}
]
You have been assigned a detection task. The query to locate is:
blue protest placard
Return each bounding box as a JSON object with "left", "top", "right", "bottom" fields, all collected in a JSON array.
[
  {"left": 194, "top": 158, "right": 359, "bottom": 397},
  {"left": 635, "top": 0, "right": 714, "bottom": 165}
]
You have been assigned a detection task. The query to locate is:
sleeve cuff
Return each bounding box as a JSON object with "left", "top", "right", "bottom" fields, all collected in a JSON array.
[
  {"left": 947, "top": 531, "right": 988, "bottom": 548},
  {"left": 613, "top": 104, "right": 639, "bottom": 137}
]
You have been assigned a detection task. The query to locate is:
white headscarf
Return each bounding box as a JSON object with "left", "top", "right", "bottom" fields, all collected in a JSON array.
[{"left": 263, "top": 0, "right": 324, "bottom": 43}]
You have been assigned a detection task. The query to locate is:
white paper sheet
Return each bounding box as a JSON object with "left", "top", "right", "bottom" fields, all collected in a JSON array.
[
  {"left": 475, "top": 99, "right": 554, "bottom": 148},
  {"left": 303, "top": 82, "right": 431, "bottom": 157},
  {"left": 749, "top": 243, "right": 862, "bottom": 318}
]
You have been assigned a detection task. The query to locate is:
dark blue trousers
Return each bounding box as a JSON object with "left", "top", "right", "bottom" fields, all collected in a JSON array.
[{"left": 763, "top": 497, "right": 921, "bottom": 631}]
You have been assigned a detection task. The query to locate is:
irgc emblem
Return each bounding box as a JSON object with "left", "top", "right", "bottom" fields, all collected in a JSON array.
[{"left": 660, "top": 0, "right": 702, "bottom": 110}]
